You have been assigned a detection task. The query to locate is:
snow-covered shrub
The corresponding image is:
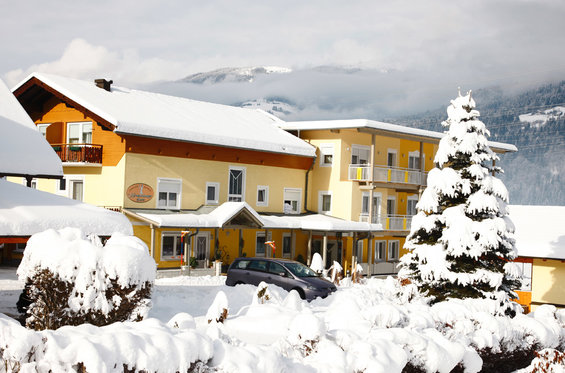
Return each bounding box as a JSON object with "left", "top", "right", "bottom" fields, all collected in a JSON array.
[
  {"left": 328, "top": 261, "right": 343, "bottom": 285},
  {"left": 521, "top": 349, "right": 565, "bottom": 373},
  {"left": 17, "top": 228, "right": 156, "bottom": 330},
  {"left": 399, "top": 91, "right": 521, "bottom": 316},
  {"left": 0, "top": 314, "right": 214, "bottom": 372},
  {"left": 206, "top": 291, "right": 228, "bottom": 324},
  {"left": 310, "top": 252, "right": 324, "bottom": 273}
]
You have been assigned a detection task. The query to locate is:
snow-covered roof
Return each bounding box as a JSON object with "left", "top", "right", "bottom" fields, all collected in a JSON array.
[
  {"left": 261, "top": 213, "right": 382, "bottom": 232},
  {"left": 126, "top": 202, "right": 382, "bottom": 232},
  {"left": 128, "top": 202, "right": 263, "bottom": 228},
  {"left": 14, "top": 73, "right": 316, "bottom": 158},
  {"left": 0, "top": 179, "right": 132, "bottom": 237},
  {"left": 511, "top": 205, "right": 565, "bottom": 260},
  {"left": 282, "top": 119, "right": 517, "bottom": 153},
  {"left": 0, "top": 79, "right": 63, "bottom": 178}
]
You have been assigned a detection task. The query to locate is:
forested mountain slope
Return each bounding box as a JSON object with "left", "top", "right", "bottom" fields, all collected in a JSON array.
[{"left": 392, "top": 82, "right": 565, "bottom": 205}]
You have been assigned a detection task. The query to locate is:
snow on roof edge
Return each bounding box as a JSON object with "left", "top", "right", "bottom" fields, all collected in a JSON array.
[{"left": 282, "top": 119, "right": 517, "bottom": 152}]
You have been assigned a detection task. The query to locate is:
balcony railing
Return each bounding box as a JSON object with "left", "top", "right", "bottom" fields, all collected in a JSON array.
[
  {"left": 359, "top": 214, "right": 413, "bottom": 231},
  {"left": 52, "top": 143, "right": 103, "bottom": 164},
  {"left": 349, "top": 164, "right": 427, "bottom": 186}
]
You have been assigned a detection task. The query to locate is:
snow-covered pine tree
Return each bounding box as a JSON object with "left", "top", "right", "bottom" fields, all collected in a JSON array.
[{"left": 398, "top": 91, "right": 521, "bottom": 315}]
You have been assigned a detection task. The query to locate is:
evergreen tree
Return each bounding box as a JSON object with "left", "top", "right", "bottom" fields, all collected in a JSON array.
[{"left": 398, "top": 91, "right": 521, "bottom": 315}]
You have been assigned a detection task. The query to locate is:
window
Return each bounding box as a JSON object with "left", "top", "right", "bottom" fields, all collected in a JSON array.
[
  {"left": 319, "top": 144, "right": 334, "bottom": 167},
  {"left": 228, "top": 167, "right": 245, "bottom": 202},
  {"left": 407, "top": 195, "right": 418, "bottom": 216},
  {"left": 205, "top": 182, "right": 219, "bottom": 205},
  {"left": 282, "top": 233, "right": 292, "bottom": 257},
  {"left": 14, "top": 243, "right": 26, "bottom": 254},
  {"left": 356, "top": 240, "right": 364, "bottom": 262},
  {"left": 269, "top": 261, "right": 288, "bottom": 276},
  {"left": 256, "top": 185, "right": 269, "bottom": 207},
  {"left": 387, "top": 150, "right": 397, "bottom": 167},
  {"left": 374, "top": 240, "right": 386, "bottom": 262},
  {"left": 318, "top": 191, "right": 332, "bottom": 214},
  {"left": 283, "top": 188, "right": 302, "bottom": 214},
  {"left": 387, "top": 196, "right": 396, "bottom": 216},
  {"left": 361, "top": 192, "right": 382, "bottom": 223},
  {"left": 67, "top": 177, "right": 85, "bottom": 201},
  {"left": 157, "top": 178, "right": 181, "bottom": 209},
  {"left": 256, "top": 232, "right": 266, "bottom": 256},
  {"left": 37, "top": 123, "right": 50, "bottom": 137},
  {"left": 517, "top": 262, "right": 532, "bottom": 291},
  {"left": 161, "top": 232, "right": 183, "bottom": 261},
  {"left": 58, "top": 178, "right": 66, "bottom": 192},
  {"left": 351, "top": 145, "right": 370, "bottom": 165},
  {"left": 67, "top": 122, "right": 92, "bottom": 144},
  {"left": 388, "top": 240, "right": 400, "bottom": 261},
  {"left": 408, "top": 151, "right": 422, "bottom": 170}
]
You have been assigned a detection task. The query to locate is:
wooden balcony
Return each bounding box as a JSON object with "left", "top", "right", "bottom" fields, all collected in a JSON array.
[
  {"left": 349, "top": 164, "right": 427, "bottom": 189},
  {"left": 52, "top": 143, "right": 103, "bottom": 165}
]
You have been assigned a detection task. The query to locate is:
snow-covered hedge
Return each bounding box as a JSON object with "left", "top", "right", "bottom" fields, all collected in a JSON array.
[{"left": 16, "top": 228, "right": 156, "bottom": 330}]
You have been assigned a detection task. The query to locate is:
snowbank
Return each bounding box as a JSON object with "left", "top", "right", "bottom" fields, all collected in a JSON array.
[{"left": 2, "top": 276, "right": 564, "bottom": 372}]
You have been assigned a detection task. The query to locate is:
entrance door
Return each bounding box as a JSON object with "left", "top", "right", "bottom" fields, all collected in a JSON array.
[{"left": 194, "top": 233, "right": 210, "bottom": 268}]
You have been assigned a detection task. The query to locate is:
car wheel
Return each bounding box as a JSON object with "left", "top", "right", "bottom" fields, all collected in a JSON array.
[{"left": 292, "top": 287, "right": 305, "bottom": 299}]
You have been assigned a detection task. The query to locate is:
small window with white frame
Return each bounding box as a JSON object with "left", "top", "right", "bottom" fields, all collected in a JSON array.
[
  {"left": 408, "top": 151, "right": 423, "bottom": 170},
  {"left": 351, "top": 145, "right": 370, "bottom": 165},
  {"left": 66, "top": 176, "right": 85, "bottom": 202},
  {"left": 228, "top": 166, "right": 246, "bottom": 202},
  {"left": 283, "top": 188, "right": 302, "bottom": 214},
  {"left": 256, "top": 185, "right": 269, "bottom": 207},
  {"left": 161, "top": 232, "right": 183, "bottom": 261},
  {"left": 37, "top": 123, "right": 50, "bottom": 137},
  {"left": 517, "top": 262, "right": 532, "bottom": 291},
  {"left": 318, "top": 191, "right": 332, "bottom": 214},
  {"left": 205, "top": 182, "right": 219, "bottom": 205},
  {"left": 67, "top": 121, "right": 92, "bottom": 144},
  {"left": 157, "top": 178, "right": 182, "bottom": 209},
  {"left": 407, "top": 195, "right": 418, "bottom": 216},
  {"left": 374, "top": 240, "right": 386, "bottom": 262},
  {"left": 388, "top": 240, "right": 400, "bottom": 261},
  {"left": 319, "top": 143, "right": 334, "bottom": 167}
]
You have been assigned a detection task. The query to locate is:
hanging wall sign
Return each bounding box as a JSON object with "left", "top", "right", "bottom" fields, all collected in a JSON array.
[{"left": 126, "top": 183, "right": 154, "bottom": 203}]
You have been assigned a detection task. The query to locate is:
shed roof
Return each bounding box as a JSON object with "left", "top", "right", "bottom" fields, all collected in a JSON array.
[
  {"left": 0, "top": 179, "right": 132, "bottom": 237},
  {"left": 511, "top": 205, "right": 565, "bottom": 260},
  {"left": 0, "top": 78, "right": 63, "bottom": 178}
]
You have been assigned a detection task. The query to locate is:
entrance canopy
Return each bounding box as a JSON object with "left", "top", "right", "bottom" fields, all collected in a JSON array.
[
  {"left": 124, "top": 202, "right": 382, "bottom": 233},
  {"left": 124, "top": 202, "right": 264, "bottom": 229}
]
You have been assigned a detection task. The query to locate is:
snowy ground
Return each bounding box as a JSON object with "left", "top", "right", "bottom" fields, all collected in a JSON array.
[{"left": 2, "top": 267, "right": 565, "bottom": 372}]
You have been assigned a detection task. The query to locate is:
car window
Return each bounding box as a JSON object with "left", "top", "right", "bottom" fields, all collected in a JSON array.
[
  {"left": 234, "top": 260, "right": 250, "bottom": 269},
  {"left": 285, "top": 262, "right": 318, "bottom": 277},
  {"left": 268, "top": 262, "right": 288, "bottom": 276},
  {"left": 247, "top": 260, "right": 268, "bottom": 272}
]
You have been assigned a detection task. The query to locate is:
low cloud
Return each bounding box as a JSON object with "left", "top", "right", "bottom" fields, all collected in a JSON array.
[{"left": 4, "top": 39, "right": 187, "bottom": 87}]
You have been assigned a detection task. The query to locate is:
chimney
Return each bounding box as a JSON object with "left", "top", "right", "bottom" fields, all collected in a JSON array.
[{"left": 94, "top": 78, "right": 113, "bottom": 91}]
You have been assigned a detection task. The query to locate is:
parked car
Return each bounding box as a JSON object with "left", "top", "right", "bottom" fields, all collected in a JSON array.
[{"left": 225, "top": 257, "right": 337, "bottom": 301}]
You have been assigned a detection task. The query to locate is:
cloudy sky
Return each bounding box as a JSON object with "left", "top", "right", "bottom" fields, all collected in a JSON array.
[{"left": 2, "top": 0, "right": 565, "bottom": 117}]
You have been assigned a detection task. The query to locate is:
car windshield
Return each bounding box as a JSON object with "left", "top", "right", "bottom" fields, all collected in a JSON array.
[{"left": 284, "top": 262, "right": 319, "bottom": 277}]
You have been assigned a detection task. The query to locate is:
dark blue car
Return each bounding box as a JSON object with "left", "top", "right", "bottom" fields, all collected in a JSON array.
[{"left": 225, "top": 257, "right": 337, "bottom": 301}]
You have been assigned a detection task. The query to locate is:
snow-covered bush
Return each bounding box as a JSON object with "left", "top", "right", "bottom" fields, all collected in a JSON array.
[
  {"left": 399, "top": 91, "right": 521, "bottom": 316},
  {"left": 17, "top": 228, "right": 156, "bottom": 330}
]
